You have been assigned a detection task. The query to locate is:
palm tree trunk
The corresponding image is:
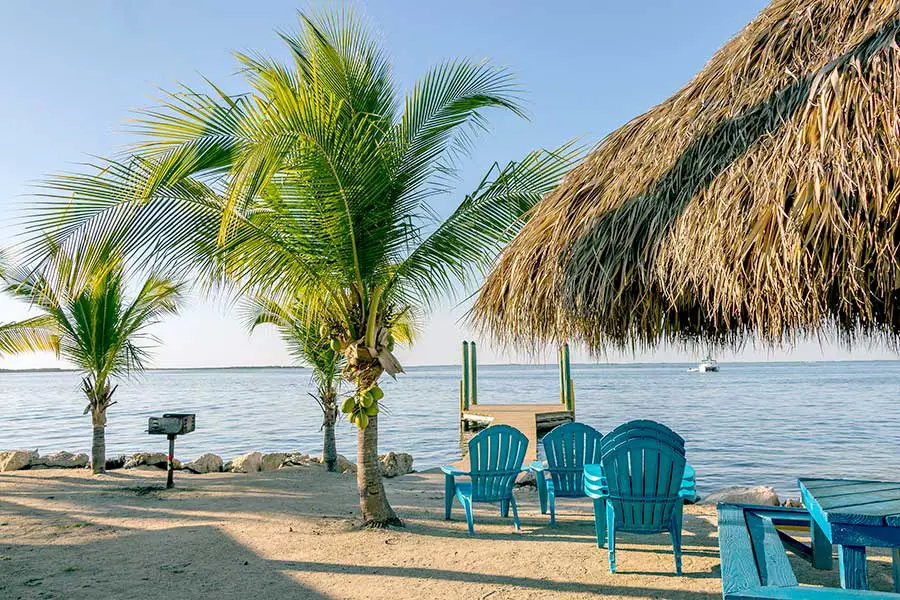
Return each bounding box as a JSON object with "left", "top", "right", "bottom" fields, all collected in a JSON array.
[
  {"left": 356, "top": 413, "right": 399, "bottom": 526},
  {"left": 322, "top": 391, "right": 338, "bottom": 473},
  {"left": 91, "top": 407, "right": 106, "bottom": 474}
]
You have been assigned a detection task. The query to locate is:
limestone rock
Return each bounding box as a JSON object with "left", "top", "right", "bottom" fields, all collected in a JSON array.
[
  {"left": 184, "top": 453, "right": 224, "bottom": 474},
  {"left": 260, "top": 452, "right": 289, "bottom": 472},
  {"left": 783, "top": 497, "right": 804, "bottom": 508},
  {"left": 515, "top": 471, "right": 537, "bottom": 487},
  {"left": 0, "top": 450, "right": 37, "bottom": 472},
  {"left": 223, "top": 460, "right": 233, "bottom": 472},
  {"left": 378, "top": 452, "right": 413, "bottom": 478},
  {"left": 280, "top": 453, "right": 311, "bottom": 468},
  {"left": 42, "top": 451, "right": 89, "bottom": 469},
  {"left": 334, "top": 454, "right": 356, "bottom": 474},
  {"left": 124, "top": 452, "right": 181, "bottom": 470},
  {"left": 105, "top": 455, "right": 128, "bottom": 470},
  {"left": 230, "top": 452, "right": 263, "bottom": 473},
  {"left": 701, "top": 485, "right": 779, "bottom": 506}
]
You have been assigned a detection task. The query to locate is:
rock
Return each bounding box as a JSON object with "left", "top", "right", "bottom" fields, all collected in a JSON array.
[
  {"left": 515, "top": 471, "right": 537, "bottom": 487},
  {"left": 260, "top": 452, "right": 289, "bottom": 472},
  {"left": 0, "top": 450, "right": 37, "bottom": 472},
  {"left": 124, "top": 453, "right": 181, "bottom": 470},
  {"left": 378, "top": 452, "right": 413, "bottom": 478},
  {"left": 183, "top": 453, "right": 223, "bottom": 474},
  {"left": 105, "top": 455, "right": 128, "bottom": 470},
  {"left": 701, "top": 485, "right": 779, "bottom": 506},
  {"left": 280, "top": 453, "right": 311, "bottom": 468},
  {"left": 223, "top": 460, "right": 233, "bottom": 472},
  {"left": 41, "top": 451, "right": 89, "bottom": 469},
  {"left": 335, "top": 454, "right": 356, "bottom": 474},
  {"left": 230, "top": 452, "right": 263, "bottom": 473},
  {"left": 783, "top": 497, "right": 804, "bottom": 508}
]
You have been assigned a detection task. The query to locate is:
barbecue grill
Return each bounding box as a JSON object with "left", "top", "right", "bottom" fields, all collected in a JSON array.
[{"left": 148, "top": 413, "right": 195, "bottom": 488}]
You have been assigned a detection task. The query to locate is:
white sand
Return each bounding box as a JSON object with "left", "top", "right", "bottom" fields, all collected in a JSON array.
[{"left": 0, "top": 466, "right": 895, "bottom": 599}]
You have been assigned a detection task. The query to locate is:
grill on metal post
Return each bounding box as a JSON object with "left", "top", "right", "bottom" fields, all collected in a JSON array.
[{"left": 147, "top": 413, "right": 195, "bottom": 488}]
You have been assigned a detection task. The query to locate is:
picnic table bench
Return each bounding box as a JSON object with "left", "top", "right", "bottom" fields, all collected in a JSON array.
[{"left": 717, "top": 503, "right": 899, "bottom": 599}]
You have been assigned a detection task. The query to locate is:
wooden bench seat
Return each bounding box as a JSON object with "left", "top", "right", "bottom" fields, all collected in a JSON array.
[{"left": 717, "top": 503, "right": 900, "bottom": 599}]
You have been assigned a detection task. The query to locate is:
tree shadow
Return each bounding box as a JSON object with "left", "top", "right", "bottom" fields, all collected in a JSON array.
[
  {"left": 270, "top": 559, "right": 722, "bottom": 598},
  {"left": 0, "top": 525, "right": 334, "bottom": 599}
]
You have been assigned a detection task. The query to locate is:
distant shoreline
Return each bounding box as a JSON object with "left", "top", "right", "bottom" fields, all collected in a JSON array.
[{"left": 0, "top": 358, "right": 897, "bottom": 373}]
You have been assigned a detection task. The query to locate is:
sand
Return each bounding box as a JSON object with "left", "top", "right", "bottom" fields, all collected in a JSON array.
[{"left": 0, "top": 466, "right": 896, "bottom": 599}]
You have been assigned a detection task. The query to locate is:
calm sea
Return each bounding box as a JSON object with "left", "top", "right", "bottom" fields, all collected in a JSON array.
[{"left": 1, "top": 361, "right": 898, "bottom": 497}]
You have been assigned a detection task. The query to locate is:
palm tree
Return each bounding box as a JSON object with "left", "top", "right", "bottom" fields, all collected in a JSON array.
[
  {"left": 26, "top": 9, "right": 580, "bottom": 524},
  {"left": 245, "top": 296, "right": 418, "bottom": 473},
  {"left": 1, "top": 246, "right": 182, "bottom": 473},
  {"left": 244, "top": 297, "right": 344, "bottom": 471}
]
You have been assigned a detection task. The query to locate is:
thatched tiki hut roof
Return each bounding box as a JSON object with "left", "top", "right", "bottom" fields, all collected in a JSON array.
[{"left": 475, "top": 0, "right": 900, "bottom": 352}]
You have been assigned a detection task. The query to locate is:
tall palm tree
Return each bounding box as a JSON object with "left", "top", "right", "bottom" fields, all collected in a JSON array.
[
  {"left": 26, "top": 10, "right": 580, "bottom": 523},
  {"left": 1, "top": 246, "right": 182, "bottom": 473}
]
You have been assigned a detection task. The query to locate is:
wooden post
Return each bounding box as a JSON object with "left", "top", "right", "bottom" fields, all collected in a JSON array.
[
  {"left": 461, "top": 341, "right": 470, "bottom": 411},
  {"left": 559, "top": 343, "right": 575, "bottom": 414},
  {"left": 558, "top": 346, "right": 566, "bottom": 406},
  {"left": 469, "top": 341, "right": 478, "bottom": 406}
]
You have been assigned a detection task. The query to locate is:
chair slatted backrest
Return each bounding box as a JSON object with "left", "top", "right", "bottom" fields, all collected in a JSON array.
[
  {"left": 467, "top": 425, "right": 528, "bottom": 502},
  {"left": 600, "top": 420, "right": 686, "bottom": 533},
  {"left": 541, "top": 422, "right": 603, "bottom": 497}
]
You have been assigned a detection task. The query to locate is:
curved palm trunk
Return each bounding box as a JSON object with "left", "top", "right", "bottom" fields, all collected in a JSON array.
[
  {"left": 356, "top": 412, "right": 399, "bottom": 526},
  {"left": 91, "top": 409, "right": 106, "bottom": 475},
  {"left": 353, "top": 363, "right": 399, "bottom": 527},
  {"left": 84, "top": 376, "right": 115, "bottom": 474},
  {"left": 322, "top": 389, "right": 338, "bottom": 472}
]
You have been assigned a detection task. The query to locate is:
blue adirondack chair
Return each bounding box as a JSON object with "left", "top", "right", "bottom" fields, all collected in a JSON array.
[
  {"left": 584, "top": 420, "right": 696, "bottom": 574},
  {"left": 529, "top": 422, "right": 603, "bottom": 525},
  {"left": 441, "top": 424, "right": 529, "bottom": 535}
]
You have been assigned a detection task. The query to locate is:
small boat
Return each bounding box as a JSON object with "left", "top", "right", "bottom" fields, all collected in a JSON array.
[{"left": 688, "top": 357, "right": 719, "bottom": 372}]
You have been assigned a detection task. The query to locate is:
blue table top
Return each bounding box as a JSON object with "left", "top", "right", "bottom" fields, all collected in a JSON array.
[{"left": 799, "top": 478, "right": 900, "bottom": 527}]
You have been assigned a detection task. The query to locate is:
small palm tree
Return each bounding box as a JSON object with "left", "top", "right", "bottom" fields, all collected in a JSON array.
[
  {"left": 245, "top": 296, "right": 418, "bottom": 472},
  {"left": 1, "top": 246, "right": 182, "bottom": 473},
  {"left": 28, "top": 9, "right": 580, "bottom": 523},
  {"left": 244, "top": 297, "right": 344, "bottom": 471}
]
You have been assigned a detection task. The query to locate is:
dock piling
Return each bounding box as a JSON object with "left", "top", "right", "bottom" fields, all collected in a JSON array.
[{"left": 469, "top": 341, "right": 477, "bottom": 406}]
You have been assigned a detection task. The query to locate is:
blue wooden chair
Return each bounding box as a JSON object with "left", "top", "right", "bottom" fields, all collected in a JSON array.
[
  {"left": 585, "top": 420, "right": 696, "bottom": 574},
  {"left": 441, "top": 424, "right": 529, "bottom": 535},
  {"left": 529, "top": 422, "right": 603, "bottom": 525}
]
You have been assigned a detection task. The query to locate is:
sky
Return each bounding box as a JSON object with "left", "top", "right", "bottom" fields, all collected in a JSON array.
[{"left": 0, "top": 1, "right": 895, "bottom": 369}]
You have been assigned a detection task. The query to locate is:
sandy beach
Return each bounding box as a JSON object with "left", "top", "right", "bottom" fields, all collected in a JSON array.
[{"left": 1, "top": 466, "right": 896, "bottom": 600}]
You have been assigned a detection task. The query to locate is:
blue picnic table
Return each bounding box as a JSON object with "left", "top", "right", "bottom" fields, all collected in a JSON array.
[{"left": 800, "top": 477, "right": 900, "bottom": 592}]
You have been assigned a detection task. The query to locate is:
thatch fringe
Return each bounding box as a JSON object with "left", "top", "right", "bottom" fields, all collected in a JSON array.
[{"left": 474, "top": 0, "right": 900, "bottom": 353}]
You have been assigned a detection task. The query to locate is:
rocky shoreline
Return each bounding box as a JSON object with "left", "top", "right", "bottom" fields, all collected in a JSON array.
[
  {"left": 0, "top": 449, "right": 415, "bottom": 478},
  {"left": 0, "top": 449, "right": 804, "bottom": 506}
]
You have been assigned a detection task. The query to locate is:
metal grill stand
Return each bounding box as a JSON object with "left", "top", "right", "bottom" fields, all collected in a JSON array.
[{"left": 148, "top": 413, "right": 195, "bottom": 490}]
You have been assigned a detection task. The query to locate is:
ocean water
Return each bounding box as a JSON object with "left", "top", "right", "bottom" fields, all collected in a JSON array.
[{"left": 1, "top": 361, "right": 898, "bottom": 497}]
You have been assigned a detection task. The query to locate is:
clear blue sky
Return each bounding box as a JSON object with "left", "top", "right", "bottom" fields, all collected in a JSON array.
[{"left": 0, "top": 1, "right": 894, "bottom": 368}]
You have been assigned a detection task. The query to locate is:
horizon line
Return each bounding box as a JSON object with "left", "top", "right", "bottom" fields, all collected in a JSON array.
[{"left": 0, "top": 356, "right": 897, "bottom": 373}]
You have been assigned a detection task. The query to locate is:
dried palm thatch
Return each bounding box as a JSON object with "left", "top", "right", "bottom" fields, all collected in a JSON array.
[{"left": 475, "top": 0, "right": 900, "bottom": 353}]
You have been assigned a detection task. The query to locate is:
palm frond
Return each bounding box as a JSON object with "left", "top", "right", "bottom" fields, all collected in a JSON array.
[
  {"left": 0, "top": 315, "right": 60, "bottom": 355},
  {"left": 392, "top": 142, "right": 583, "bottom": 309}
]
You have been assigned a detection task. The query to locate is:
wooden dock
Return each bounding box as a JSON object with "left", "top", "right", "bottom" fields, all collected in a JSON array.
[{"left": 460, "top": 404, "right": 575, "bottom": 462}]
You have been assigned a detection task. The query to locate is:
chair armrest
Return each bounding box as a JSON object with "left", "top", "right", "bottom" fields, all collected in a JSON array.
[
  {"left": 441, "top": 465, "right": 467, "bottom": 477},
  {"left": 529, "top": 461, "right": 547, "bottom": 473},
  {"left": 679, "top": 463, "right": 697, "bottom": 500}
]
